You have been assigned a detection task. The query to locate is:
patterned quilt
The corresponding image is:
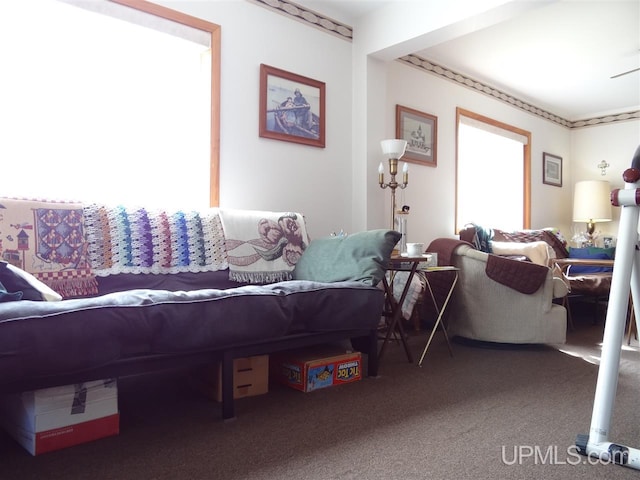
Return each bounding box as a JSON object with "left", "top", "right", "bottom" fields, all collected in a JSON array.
[{"left": 0, "top": 197, "right": 98, "bottom": 298}]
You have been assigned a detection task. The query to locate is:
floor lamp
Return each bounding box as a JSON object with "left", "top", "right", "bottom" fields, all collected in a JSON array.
[{"left": 378, "top": 139, "right": 408, "bottom": 230}]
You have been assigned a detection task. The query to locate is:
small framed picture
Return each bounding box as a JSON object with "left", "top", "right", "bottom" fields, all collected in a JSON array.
[
  {"left": 259, "top": 64, "right": 325, "bottom": 148},
  {"left": 396, "top": 105, "right": 438, "bottom": 167},
  {"left": 543, "top": 152, "right": 562, "bottom": 187}
]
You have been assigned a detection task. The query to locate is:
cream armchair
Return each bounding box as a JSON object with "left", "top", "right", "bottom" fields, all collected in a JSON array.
[{"left": 442, "top": 243, "right": 568, "bottom": 345}]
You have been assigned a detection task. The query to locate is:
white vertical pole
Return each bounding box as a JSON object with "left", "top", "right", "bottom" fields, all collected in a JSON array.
[
  {"left": 578, "top": 160, "right": 640, "bottom": 469},
  {"left": 587, "top": 193, "right": 637, "bottom": 445}
]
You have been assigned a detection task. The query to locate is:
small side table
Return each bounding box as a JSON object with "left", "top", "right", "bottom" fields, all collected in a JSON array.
[
  {"left": 379, "top": 255, "right": 425, "bottom": 363},
  {"left": 417, "top": 266, "right": 459, "bottom": 367},
  {"left": 380, "top": 257, "right": 459, "bottom": 366}
]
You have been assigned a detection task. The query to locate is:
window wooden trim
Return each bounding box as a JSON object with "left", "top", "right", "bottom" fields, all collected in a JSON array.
[
  {"left": 455, "top": 107, "right": 531, "bottom": 232},
  {"left": 110, "top": 0, "right": 221, "bottom": 206}
]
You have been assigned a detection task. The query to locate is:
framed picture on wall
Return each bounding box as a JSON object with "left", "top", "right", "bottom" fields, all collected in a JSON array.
[
  {"left": 542, "top": 152, "right": 562, "bottom": 187},
  {"left": 259, "top": 64, "right": 325, "bottom": 148},
  {"left": 396, "top": 105, "right": 438, "bottom": 167}
]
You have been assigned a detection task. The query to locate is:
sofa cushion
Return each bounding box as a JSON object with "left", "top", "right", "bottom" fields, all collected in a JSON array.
[
  {"left": 567, "top": 247, "right": 615, "bottom": 274},
  {"left": 0, "top": 261, "right": 63, "bottom": 301},
  {"left": 0, "top": 280, "right": 23, "bottom": 302},
  {"left": 0, "top": 281, "right": 384, "bottom": 386},
  {"left": 292, "top": 230, "right": 401, "bottom": 286}
]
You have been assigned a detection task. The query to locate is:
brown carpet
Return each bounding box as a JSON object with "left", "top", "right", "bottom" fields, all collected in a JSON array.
[{"left": 1, "top": 307, "right": 638, "bottom": 480}]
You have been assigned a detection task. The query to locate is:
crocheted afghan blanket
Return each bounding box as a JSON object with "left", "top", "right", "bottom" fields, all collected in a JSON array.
[
  {"left": 0, "top": 197, "right": 98, "bottom": 298},
  {"left": 83, "top": 204, "right": 228, "bottom": 276}
]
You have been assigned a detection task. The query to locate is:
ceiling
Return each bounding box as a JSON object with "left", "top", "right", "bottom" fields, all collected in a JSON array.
[{"left": 293, "top": 0, "right": 640, "bottom": 121}]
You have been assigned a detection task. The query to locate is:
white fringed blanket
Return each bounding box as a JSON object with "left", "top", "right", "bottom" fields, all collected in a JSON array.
[{"left": 219, "top": 208, "right": 309, "bottom": 284}]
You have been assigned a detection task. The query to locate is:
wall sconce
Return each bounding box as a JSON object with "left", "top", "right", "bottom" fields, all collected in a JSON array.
[
  {"left": 378, "top": 139, "right": 408, "bottom": 230},
  {"left": 597, "top": 160, "right": 610, "bottom": 176}
]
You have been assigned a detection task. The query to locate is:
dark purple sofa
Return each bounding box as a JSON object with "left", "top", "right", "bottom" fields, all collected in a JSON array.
[{"left": 0, "top": 224, "right": 400, "bottom": 420}]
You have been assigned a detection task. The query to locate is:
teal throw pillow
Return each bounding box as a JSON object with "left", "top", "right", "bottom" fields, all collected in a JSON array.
[
  {"left": 568, "top": 247, "right": 615, "bottom": 274},
  {"left": 292, "top": 229, "right": 401, "bottom": 286}
]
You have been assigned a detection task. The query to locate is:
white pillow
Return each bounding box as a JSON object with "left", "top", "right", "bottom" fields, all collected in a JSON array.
[
  {"left": 5, "top": 263, "right": 63, "bottom": 301},
  {"left": 490, "top": 241, "right": 551, "bottom": 267}
]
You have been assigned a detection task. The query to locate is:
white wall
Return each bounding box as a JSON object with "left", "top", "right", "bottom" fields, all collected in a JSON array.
[
  {"left": 375, "top": 60, "right": 576, "bottom": 246},
  {"left": 571, "top": 121, "right": 640, "bottom": 238},
  {"left": 161, "top": 1, "right": 354, "bottom": 240},
  {"left": 377, "top": 59, "right": 640, "bottom": 245},
  {"left": 161, "top": 1, "right": 639, "bottom": 247}
]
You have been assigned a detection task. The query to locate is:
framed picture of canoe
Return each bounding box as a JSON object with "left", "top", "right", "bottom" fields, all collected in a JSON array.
[{"left": 259, "top": 64, "right": 325, "bottom": 148}]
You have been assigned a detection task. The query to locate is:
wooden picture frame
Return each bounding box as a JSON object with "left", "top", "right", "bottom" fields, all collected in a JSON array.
[
  {"left": 259, "top": 64, "right": 325, "bottom": 148},
  {"left": 543, "top": 152, "right": 562, "bottom": 187},
  {"left": 395, "top": 105, "right": 438, "bottom": 167}
]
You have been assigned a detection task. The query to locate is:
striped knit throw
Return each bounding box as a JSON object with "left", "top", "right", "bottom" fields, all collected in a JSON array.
[{"left": 83, "top": 203, "right": 228, "bottom": 276}]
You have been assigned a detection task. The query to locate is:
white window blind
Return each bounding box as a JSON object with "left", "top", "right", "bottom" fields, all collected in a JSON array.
[
  {"left": 456, "top": 111, "right": 530, "bottom": 232},
  {"left": 0, "top": 0, "right": 211, "bottom": 208}
]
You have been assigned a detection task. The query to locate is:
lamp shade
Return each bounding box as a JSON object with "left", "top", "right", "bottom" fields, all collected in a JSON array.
[
  {"left": 381, "top": 139, "right": 407, "bottom": 159},
  {"left": 572, "top": 180, "right": 612, "bottom": 222}
]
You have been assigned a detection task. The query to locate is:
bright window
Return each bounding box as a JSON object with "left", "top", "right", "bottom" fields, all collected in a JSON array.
[
  {"left": 455, "top": 108, "right": 531, "bottom": 232},
  {"left": 0, "top": 0, "right": 219, "bottom": 208}
]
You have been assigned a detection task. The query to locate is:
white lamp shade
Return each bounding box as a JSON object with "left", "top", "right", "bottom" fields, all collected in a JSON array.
[
  {"left": 572, "top": 180, "right": 612, "bottom": 222},
  {"left": 381, "top": 139, "right": 407, "bottom": 159}
]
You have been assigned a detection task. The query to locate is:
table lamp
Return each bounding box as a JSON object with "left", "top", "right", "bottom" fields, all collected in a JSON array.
[{"left": 572, "top": 180, "right": 612, "bottom": 246}]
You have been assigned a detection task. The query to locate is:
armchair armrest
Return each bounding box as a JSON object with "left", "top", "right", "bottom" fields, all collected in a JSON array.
[
  {"left": 552, "top": 276, "right": 569, "bottom": 298},
  {"left": 490, "top": 240, "right": 552, "bottom": 266},
  {"left": 447, "top": 243, "right": 567, "bottom": 344}
]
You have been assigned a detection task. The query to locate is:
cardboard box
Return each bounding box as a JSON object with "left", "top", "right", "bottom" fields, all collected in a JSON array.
[
  {"left": 193, "top": 355, "right": 269, "bottom": 402},
  {"left": 0, "top": 379, "right": 119, "bottom": 455},
  {"left": 273, "top": 348, "right": 362, "bottom": 392}
]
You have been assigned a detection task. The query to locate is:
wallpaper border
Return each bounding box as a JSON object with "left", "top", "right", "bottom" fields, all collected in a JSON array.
[{"left": 250, "top": 0, "right": 639, "bottom": 129}]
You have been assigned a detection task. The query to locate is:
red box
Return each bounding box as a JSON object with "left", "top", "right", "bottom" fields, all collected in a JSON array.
[
  {"left": 273, "top": 348, "right": 362, "bottom": 392},
  {"left": 9, "top": 413, "right": 120, "bottom": 456}
]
